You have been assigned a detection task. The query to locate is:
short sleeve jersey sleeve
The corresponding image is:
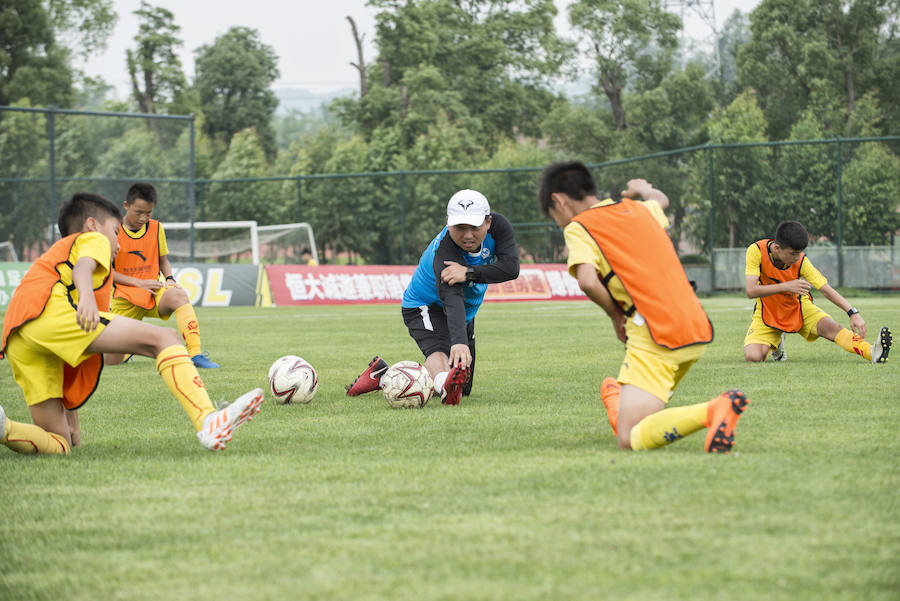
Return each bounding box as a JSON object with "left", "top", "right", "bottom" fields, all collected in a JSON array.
[
  {"left": 157, "top": 222, "right": 169, "bottom": 256},
  {"left": 70, "top": 232, "right": 113, "bottom": 288}
]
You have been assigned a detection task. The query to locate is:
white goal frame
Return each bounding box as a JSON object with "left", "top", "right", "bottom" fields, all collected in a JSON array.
[
  {"left": 0, "top": 241, "right": 19, "bottom": 262},
  {"left": 163, "top": 221, "right": 318, "bottom": 265}
]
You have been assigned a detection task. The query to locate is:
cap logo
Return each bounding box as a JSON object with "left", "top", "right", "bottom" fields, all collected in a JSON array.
[{"left": 457, "top": 199, "right": 474, "bottom": 210}]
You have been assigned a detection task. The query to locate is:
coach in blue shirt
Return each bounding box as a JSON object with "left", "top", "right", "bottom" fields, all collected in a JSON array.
[
  {"left": 401, "top": 189, "right": 520, "bottom": 404},
  {"left": 345, "top": 189, "right": 520, "bottom": 405}
]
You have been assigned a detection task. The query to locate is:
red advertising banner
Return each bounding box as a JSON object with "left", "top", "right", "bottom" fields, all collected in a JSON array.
[{"left": 265, "top": 264, "right": 585, "bottom": 306}]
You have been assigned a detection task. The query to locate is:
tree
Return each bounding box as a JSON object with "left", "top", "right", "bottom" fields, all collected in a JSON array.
[
  {"left": 567, "top": 0, "right": 681, "bottom": 132},
  {"left": 336, "top": 0, "right": 568, "bottom": 155},
  {"left": 685, "top": 91, "right": 773, "bottom": 252},
  {"left": 206, "top": 128, "right": 279, "bottom": 223},
  {"left": 194, "top": 27, "right": 280, "bottom": 160},
  {"left": 0, "top": 0, "right": 116, "bottom": 108},
  {"left": 738, "top": 0, "right": 898, "bottom": 139},
  {"left": 126, "top": 2, "right": 187, "bottom": 118}
]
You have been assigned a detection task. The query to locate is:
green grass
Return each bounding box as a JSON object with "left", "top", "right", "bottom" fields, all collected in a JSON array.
[{"left": 1, "top": 296, "right": 898, "bottom": 601}]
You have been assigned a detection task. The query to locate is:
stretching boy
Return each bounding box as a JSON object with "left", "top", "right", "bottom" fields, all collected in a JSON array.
[
  {"left": 539, "top": 161, "right": 748, "bottom": 453},
  {"left": 105, "top": 182, "right": 218, "bottom": 368},
  {"left": 0, "top": 193, "right": 262, "bottom": 455},
  {"left": 743, "top": 220, "right": 891, "bottom": 363},
  {"left": 346, "top": 189, "right": 520, "bottom": 405}
]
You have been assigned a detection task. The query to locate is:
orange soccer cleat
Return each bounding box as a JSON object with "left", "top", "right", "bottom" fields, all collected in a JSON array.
[{"left": 704, "top": 389, "right": 750, "bottom": 454}]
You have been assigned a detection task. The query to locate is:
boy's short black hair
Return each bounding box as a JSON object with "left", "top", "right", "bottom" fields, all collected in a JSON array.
[
  {"left": 58, "top": 193, "right": 123, "bottom": 237},
  {"left": 774, "top": 221, "right": 809, "bottom": 251},
  {"left": 126, "top": 182, "right": 158, "bottom": 205},
  {"left": 538, "top": 161, "right": 597, "bottom": 216}
]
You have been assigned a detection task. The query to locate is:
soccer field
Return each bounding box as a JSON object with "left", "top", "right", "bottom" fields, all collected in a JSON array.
[{"left": 1, "top": 296, "right": 898, "bottom": 601}]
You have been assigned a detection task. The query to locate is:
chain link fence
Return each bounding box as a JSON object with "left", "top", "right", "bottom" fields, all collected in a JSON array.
[{"left": 2, "top": 105, "right": 898, "bottom": 289}]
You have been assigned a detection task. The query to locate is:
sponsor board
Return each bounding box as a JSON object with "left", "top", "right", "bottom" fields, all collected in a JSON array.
[
  {"left": 266, "top": 264, "right": 584, "bottom": 306},
  {"left": 0, "top": 263, "right": 31, "bottom": 309}
]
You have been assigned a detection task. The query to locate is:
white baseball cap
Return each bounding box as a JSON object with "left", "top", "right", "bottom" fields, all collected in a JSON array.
[{"left": 447, "top": 189, "right": 491, "bottom": 227}]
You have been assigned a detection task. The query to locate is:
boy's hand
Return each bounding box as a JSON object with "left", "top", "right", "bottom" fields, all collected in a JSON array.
[
  {"left": 75, "top": 297, "right": 101, "bottom": 332},
  {"left": 621, "top": 179, "right": 654, "bottom": 199},
  {"left": 782, "top": 279, "right": 811, "bottom": 296},
  {"left": 441, "top": 261, "right": 468, "bottom": 285},
  {"left": 139, "top": 279, "right": 164, "bottom": 292},
  {"left": 849, "top": 313, "right": 867, "bottom": 338}
]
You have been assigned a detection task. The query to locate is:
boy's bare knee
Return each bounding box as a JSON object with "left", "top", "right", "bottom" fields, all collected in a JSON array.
[{"left": 744, "top": 351, "right": 766, "bottom": 362}]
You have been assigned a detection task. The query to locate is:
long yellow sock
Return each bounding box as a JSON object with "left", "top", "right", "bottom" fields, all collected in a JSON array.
[
  {"left": 174, "top": 304, "right": 202, "bottom": 357},
  {"left": 630, "top": 402, "right": 709, "bottom": 450},
  {"left": 156, "top": 345, "right": 215, "bottom": 431},
  {"left": 2, "top": 418, "right": 70, "bottom": 454},
  {"left": 834, "top": 328, "right": 871, "bottom": 361}
]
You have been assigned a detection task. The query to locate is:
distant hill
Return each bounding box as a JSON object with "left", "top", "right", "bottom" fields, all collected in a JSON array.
[{"left": 275, "top": 87, "right": 355, "bottom": 114}]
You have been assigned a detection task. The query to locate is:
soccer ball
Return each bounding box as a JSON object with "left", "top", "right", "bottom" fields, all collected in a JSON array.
[
  {"left": 268, "top": 355, "right": 318, "bottom": 404},
  {"left": 381, "top": 360, "right": 433, "bottom": 409}
]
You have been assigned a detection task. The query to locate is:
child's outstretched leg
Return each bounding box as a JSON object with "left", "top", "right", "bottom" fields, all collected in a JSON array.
[
  {"left": 89, "top": 317, "right": 261, "bottom": 451},
  {"left": 621, "top": 385, "right": 750, "bottom": 453},
  {"left": 0, "top": 404, "right": 70, "bottom": 455},
  {"left": 820, "top": 317, "right": 892, "bottom": 364}
]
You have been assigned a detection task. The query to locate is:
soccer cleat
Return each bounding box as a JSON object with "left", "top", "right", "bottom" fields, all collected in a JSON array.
[
  {"left": 196, "top": 388, "right": 264, "bottom": 451},
  {"left": 441, "top": 364, "right": 468, "bottom": 406},
  {"left": 600, "top": 377, "right": 621, "bottom": 435},
  {"left": 704, "top": 390, "right": 750, "bottom": 454},
  {"left": 345, "top": 356, "right": 389, "bottom": 396},
  {"left": 191, "top": 352, "right": 220, "bottom": 369},
  {"left": 770, "top": 333, "right": 786, "bottom": 362},
  {"left": 872, "top": 326, "right": 892, "bottom": 364}
]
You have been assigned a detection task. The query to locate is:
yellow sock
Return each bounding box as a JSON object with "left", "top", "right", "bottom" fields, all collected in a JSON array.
[
  {"left": 3, "top": 418, "right": 70, "bottom": 454},
  {"left": 630, "top": 402, "right": 709, "bottom": 450},
  {"left": 834, "top": 328, "right": 871, "bottom": 361},
  {"left": 175, "top": 304, "right": 202, "bottom": 357},
  {"left": 156, "top": 345, "right": 215, "bottom": 431}
]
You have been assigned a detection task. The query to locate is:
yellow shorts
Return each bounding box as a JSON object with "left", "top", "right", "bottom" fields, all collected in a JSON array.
[
  {"left": 617, "top": 321, "right": 707, "bottom": 404},
  {"left": 110, "top": 286, "right": 172, "bottom": 321},
  {"left": 743, "top": 298, "right": 829, "bottom": 349},
  {"left": 6, "top": 297, "right": 115, "bottom": 406}
]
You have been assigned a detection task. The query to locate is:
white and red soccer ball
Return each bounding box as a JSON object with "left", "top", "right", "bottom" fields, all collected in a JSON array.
[
  {"left": 268, "top": 355, "right": 318, "bottom": 404},
  {"left": 381, "top": 360, "right": 433, "bottom": 409}
]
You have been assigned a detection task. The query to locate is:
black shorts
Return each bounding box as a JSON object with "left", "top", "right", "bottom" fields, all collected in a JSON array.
[
  {"left": 402, "top": 304, "right": 476, "bottom": 395},
  {"left": 402, "top": 304, "right": 474, "bottom": 357}
]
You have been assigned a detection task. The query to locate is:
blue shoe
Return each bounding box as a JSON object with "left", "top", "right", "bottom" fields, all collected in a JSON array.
[{"left": 191, "top": 352, "right": 220, "bottom": 369}]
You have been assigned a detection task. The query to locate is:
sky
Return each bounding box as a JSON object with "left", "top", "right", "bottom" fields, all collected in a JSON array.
[{"left": 80, "top": 0, "right": 762, "bottom": 102}]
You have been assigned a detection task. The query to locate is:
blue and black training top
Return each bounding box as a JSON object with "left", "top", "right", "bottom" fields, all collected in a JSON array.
[{"left": 402, "top": 212, "right": 520, "bottom": 346}]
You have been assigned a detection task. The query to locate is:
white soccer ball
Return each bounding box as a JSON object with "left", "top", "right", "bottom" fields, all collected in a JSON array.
[
  {"left": 268, "top": 355, "right": 318, "bottom": 404},
  {"left": 381, "top": 360, "right": 433, "bottom": 409}
]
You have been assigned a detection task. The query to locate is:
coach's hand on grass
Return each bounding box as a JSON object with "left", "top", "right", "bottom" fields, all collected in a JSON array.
[
  {"left": 849, "top": 313, "right": 867, "bottom": 338},
  {"left": 441, "top": 261, "right": 468, "bottom": 285},
  {"left": 449, "top": 343, "right": 471, "bottom": 369},
  {"left": 76, "top": 297, "right": 100, "bottom": 332}
]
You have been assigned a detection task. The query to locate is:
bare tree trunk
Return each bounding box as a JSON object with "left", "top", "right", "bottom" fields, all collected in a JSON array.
[
  {"left": 346, "top": 16, "right": 368, "bottom": 98},
  {"left": 601, "top": 71, "right": 627, "bottom": 132}
]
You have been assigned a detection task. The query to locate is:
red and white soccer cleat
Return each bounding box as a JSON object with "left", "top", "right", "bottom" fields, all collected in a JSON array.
[
  {"left": 441, "top": 364, "right": 469, "bottom": 406},
  {"left": 345, "top": 356, "right": 389, "bottom": 396}
]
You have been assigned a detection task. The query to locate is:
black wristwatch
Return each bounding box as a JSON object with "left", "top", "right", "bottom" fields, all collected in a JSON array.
[
  {"left": 165, "top": 275, "right": 176, "bottom": 283},
  {"left": 847, "top": 307, "right": 859, "bottom": 317},
  {"left": 464, "top": 267, "right": 477, "bottom": 282}
]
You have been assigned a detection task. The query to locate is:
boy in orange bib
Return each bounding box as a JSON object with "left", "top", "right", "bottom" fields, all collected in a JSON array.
[
  {"left": 105, "top": 183, "right": 219, "bottom": 368},
  {"left": 743, "top": 221, "right": 891, "bottom": 364},
  {"left": 539, "top": 161, "right": 749, "bottom": 453},
  {"left": 0, "top": 193, "right": 262, "bottom": 455}
]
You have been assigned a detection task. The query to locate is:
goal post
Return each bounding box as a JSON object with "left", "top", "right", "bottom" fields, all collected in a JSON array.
[
  {"left": 163, "top": 221, "right": 318, "bottom": 265},
  {"left": 0, "top": 241, "right": 19, "bottom": 262}
]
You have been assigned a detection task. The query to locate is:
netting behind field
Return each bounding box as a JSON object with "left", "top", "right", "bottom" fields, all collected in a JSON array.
[{"left": 164, "top": 222, "right": 317, "bottom": 264}]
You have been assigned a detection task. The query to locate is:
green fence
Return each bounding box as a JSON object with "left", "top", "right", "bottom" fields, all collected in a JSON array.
[{"left": 1, "top": 105, "right": 898, "bottom": 289}]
